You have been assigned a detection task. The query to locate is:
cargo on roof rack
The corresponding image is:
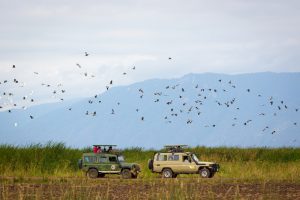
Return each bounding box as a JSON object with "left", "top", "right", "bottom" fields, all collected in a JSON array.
[{"left": 164, "top": 145, "right": 188, "bottom": 153}]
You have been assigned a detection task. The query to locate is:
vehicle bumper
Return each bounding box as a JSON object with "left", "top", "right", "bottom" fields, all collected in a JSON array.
[{"left": 210, "top": 164, "right": 220, "bottom": 172}]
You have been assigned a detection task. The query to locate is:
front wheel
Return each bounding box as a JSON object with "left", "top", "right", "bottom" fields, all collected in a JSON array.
[
  {"left": 121, "top": 169, "right": 132, "bottom": 179},
  {"left": 131, "top": 173, "right": 138, "bottom": 179},
  {"left": 199, "top": 168, "right": 211, "bottom": 178},
  {"left": 87, "top": 168, "right": 98, "bottom": 179},
  {"left": 209, "top": 172, "right": 215, "bottom": 178},
  {"left": 162, "top": 168, "right": 173, "bottom": 178}
]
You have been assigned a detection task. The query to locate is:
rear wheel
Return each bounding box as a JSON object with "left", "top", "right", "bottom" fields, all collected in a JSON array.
[
  {"left": 121, "top": 169, "right": 132, "bottom": 179},
  {"left": 162, "top": 168, "right": 173, "bottom": 178},
  {"left": 148, "top": 159, "right": 154, "bottom": 170},
  {"left": 98, "top": 173, "right": 105, "bottom": 178},
  {"left": 199, "top": 168, "right": 211, "bottom": 178},
  {"left": 87, "top": 168, "right": 98, "bottom": 179}
]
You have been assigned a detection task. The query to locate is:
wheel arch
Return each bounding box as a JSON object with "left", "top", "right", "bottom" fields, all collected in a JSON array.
[
  {"left": 87, "top": 167, "right": 99, "bottom": 172},
  {"left": 162, "top": 167, "right": 173, "bottom": 173},
  {"left": 121, "top": 167, "right": 131, "bottom": 172},
  {"left": 198, "top": 166, "right": 208, "bottom": 171}
]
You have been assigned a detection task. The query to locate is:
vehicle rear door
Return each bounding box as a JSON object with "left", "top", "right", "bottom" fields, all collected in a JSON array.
[{"left": 153, "top": 153, "right": 168, "bottom": 172}]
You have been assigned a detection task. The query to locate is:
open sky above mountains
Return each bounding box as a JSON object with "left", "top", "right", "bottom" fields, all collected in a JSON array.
[{"left": 1, "top": 0, "right": 300, "bottom": 102}]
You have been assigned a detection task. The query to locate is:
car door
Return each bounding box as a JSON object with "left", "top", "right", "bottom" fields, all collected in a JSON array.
[
  {"left": 108, "top": 155, "right": 121, "bottom": 172},
  {"left": 97, "top": 155, "right": 111, "bottom": 172},
  {"left": 166, "top": 153, "right": 181, "bottom": 173},
  {"left": 180, "top": 155, "right": 198, "bottom": 173}
]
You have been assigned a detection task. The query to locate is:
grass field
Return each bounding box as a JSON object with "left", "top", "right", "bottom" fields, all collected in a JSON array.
[{"left": 0, "top": 142, "right": 300, "bottom": 199}]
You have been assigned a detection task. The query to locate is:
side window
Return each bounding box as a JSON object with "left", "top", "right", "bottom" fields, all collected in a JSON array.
[
  {"left": 99, "top": 156, "right": 107, "bottom": 163},
  {"left": 109, "top": 156, "right": 117, "bottom": 162},
  {"left": 84, "top": 156, "right": 89, "bottom": 162},
  {"left": 84, "top": 156, "right": 97, "bottom": 163},
  {"left": 182, "top": 156, "right": 190, "bottom": 162},
  {"left": 168, "top": 154, "right": 179, "bottom": 161},
  {"left": 157, "top": 154, "right": 167, "bottom": 161}
]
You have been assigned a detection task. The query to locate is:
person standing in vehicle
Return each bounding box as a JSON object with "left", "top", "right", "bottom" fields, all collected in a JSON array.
[
  {"left": 93, "top": 145, "right": 99, "bottom": 153},
  {"left": 97, "top": 146, "right": 102, "bottom": 153}
]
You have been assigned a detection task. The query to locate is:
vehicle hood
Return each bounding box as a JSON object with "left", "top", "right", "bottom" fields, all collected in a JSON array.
[
  {"left": 120, "top": 162, "right": 140, "bottom": 168},
  {"left": 197, "top": 161, "right": 217, "bottom": 165}
]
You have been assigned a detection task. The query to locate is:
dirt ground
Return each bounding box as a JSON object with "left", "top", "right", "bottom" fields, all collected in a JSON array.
[{"left": 1, "top": 177, "right": 300, "bottom": 199}]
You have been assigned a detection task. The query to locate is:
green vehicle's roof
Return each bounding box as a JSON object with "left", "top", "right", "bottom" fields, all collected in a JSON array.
[
  {"left": 93, "top": 144, "right": 117, "bottom": 147},
  {"left": 83, "top": 152, "right": 122, "bottom": 156}
]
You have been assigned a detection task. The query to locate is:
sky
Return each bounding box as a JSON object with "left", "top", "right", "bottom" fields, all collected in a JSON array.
[{"left": 0, "top": 0, "right": 300, "bottom": 105}]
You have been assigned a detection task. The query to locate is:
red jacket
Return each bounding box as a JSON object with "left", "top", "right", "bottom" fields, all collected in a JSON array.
[{"left": 93, "top": 146, "right": 98, "bottom": 153}]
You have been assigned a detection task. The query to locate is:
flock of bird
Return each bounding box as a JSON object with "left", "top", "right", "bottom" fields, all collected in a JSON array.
[
  {"left": 0, "top": 52, "right": 140, "bottom": 121},
  {"left": 0, "top": 52, "right": 299, "bottom": 137}
]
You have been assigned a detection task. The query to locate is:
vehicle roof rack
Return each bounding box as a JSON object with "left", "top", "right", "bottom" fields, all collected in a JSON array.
[{"left": 164, "top": 145, "right": 188, "bottom": 153}]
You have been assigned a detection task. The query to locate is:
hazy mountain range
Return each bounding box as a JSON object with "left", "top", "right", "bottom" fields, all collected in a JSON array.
[{"left": 1, "top": 72, "right": 299, "bottom": 148}]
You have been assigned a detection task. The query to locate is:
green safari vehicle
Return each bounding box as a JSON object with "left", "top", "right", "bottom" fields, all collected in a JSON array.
[{"left": 78, "top": 145, "right": 141, "bottom": 179}]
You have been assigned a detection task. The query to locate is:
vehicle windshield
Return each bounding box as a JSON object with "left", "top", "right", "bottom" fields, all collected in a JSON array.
[
  {"left": 118, "top": 155, "right": 125, "bottom": 162},
  {"left": 192, "top": 154, "right": 200, "bottom": 164}
]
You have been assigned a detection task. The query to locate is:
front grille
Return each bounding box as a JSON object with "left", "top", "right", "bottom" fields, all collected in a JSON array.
[
  {"left": 211, "top": 164, "right": 220, "bottom": 172},
  {"left": 133, "top": 165, "right": 141, "bottom": 172}
]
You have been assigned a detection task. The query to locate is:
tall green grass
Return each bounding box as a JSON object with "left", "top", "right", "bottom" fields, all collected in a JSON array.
[
  {"left": 0, "top": 142, "right": 82, "bottom": 176},
  {"left": 0, "top": 142, "right": 300, "bottom": 180}
]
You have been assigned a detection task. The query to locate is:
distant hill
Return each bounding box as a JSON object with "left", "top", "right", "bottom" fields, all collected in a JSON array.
[{"left": 1, "top": 72, "right": 299, "bottom": 148}]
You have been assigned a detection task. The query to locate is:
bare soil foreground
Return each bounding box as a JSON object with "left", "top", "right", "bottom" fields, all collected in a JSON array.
[{"left": 1, "top": 177, "right": 300, "bottom": 200}]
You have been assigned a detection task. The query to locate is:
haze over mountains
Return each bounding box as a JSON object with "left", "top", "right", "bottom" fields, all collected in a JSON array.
[{"left": 0, "top": 72, "right": 299, "bottom": 148}]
